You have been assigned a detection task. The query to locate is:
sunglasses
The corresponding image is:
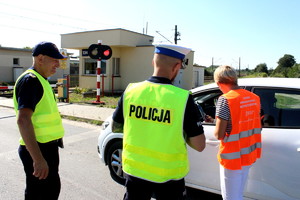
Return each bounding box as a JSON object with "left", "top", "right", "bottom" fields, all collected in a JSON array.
[{"left": 181, "top": 59, "right": 189, "bottom": 69}]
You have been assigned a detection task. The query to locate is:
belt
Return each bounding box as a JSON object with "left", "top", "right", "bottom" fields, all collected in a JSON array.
[
  {"left": 40, "top": 138, "right": 64, "bottom": 148},
  {"left": 20, "top": 138, "right": 64, "bottom": 148}
]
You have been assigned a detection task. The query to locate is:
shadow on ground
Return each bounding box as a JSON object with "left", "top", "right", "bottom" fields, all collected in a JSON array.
[{"left": 186, "top": 187, "right": 222, "bottom": 200}]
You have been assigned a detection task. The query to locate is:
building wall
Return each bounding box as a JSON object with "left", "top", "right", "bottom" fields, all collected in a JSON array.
[
  {"left": 119, "top": 46, "right": 154, "bottom": 87},
  {"left": 61, "top": 29, "right": 153, "bottom": 49},
  {"left": 0, "top": 48, "right": 32, "bottom": 83},
  {"left": 61, "top": 29, "right": 195, "bottom": 92},
  {"left": 77, "top": 45, "right": 194, "bottom": 92},
  {"left": 78, "top": 46, "right": 153, "bottom": 91},
  {"left": 0, "top": 47, "right": 69, "bottom": 84},
  {"left": 193, "top": 66, "right": 205, "bottom": 88}
]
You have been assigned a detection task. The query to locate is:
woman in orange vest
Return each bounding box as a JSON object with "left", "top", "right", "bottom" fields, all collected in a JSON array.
[{"left": 213, "top": 65, "right": 262, "bottom": 200}]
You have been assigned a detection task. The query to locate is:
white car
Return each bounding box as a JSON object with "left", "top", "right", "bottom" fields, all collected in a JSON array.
[{"left": 97, "top": 78, "right": 300, "bottom": 200}]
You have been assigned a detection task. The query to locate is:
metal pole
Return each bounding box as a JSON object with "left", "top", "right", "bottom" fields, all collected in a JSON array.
[
  {"left": 66, "top": 74, "right": 70, "bottom": 103},
  {"left": 92, "top": 40, "right": 105, "bottom": 104}
]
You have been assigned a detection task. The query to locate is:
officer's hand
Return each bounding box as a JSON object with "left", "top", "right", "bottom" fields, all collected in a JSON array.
[{"left": 33, "top": 158, "right": 49, "bottom": 180}]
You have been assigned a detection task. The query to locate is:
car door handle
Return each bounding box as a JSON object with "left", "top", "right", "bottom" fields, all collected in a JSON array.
[{"left": 206, "top": 139, "right": 220, "bottom": 145}]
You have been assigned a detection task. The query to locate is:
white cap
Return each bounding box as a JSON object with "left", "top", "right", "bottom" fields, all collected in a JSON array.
[{"left": 154, "top": 44, "right": 191, "bottom": 60}]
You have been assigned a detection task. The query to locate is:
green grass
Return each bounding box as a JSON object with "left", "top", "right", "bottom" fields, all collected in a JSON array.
[
  {"left": 59, "top": 91, "right": 121, "bottom": 125},
  {"left": 68, "top": 93, "right": 120, "bottom": 109},
  {"left": 276, "top": 94, "right": 300, "bottom": 109},
  {"left": 61, "top": 115, "right": 103, "bottom": 126}
]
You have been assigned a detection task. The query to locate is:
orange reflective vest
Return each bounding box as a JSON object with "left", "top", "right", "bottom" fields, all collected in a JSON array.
[{"left": 218, "top": 89, "right": 262, "bottom": 170}]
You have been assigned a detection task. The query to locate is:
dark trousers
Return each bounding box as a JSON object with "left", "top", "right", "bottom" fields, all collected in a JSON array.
[
  {"left": 18, "top": 142, "right": 61, "bottom": 200},
  {"left": 123, "top": 175, "right": 187, "bottom": 200}
]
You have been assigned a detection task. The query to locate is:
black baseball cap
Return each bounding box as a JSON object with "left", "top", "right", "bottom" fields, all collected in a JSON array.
[{"left": 32, "top": 41, "right": 67, "bottom": 59}]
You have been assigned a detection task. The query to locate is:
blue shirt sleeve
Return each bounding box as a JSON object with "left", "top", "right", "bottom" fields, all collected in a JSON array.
[
  {"left": 183, "top": 94, "right": 204, "bottom": 137},
  {"left": 112, "top": 93, "right": 124, "bottom": 123}
]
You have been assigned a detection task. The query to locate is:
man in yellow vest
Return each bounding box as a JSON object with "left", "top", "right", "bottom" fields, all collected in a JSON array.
[
  {"left": 13, "top": 42, "right": 66, "bottom": 200},
  {"left": 213, "top": 65, "right": 262, "bottom": 200},
  {"left": 112, "top": 44, "right": 206, "bottom": 200}
]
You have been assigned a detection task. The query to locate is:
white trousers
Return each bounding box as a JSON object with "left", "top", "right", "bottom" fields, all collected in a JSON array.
[{"left": 220, "top": 165, "right": 251, "bottom": 200}]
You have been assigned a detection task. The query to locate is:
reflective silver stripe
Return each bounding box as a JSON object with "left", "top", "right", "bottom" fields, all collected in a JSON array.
[
  {"left": 220, "top": 142, "right": 262, "bottom": 160},
  {"left": 240, "top": 99, "right": 255, "bottom": 104},
  {"left": 223, "top": 128, "right": 261, "bottom": 143},
  {"left": 240, "top": 103, "right": 257, "bottom": 108}
]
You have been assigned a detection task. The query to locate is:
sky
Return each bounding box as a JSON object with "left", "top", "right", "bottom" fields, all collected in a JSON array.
[{"left": 0, "top": 0, "right": 299, "bottom": 70}]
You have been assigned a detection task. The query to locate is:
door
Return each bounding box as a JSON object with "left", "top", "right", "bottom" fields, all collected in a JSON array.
[
  {"left": 186, "top": 88, "right": 222, "bottom": 193},
  {"left": 244, "top": 87, "right": 300, "bottom": 200},
  {"left": 13, "top": 67, "right": 23, "bottom": 82}
]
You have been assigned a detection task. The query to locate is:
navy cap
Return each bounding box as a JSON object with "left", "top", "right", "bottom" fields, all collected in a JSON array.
[
  {"left": 32, "top": 41, "right": 67, "bottom": 59},
  {"left": 154, "top": 44, "right": 191, "bottom": 60}
]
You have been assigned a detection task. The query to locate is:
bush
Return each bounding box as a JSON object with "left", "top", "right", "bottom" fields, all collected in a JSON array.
[
  {"left": 270, "top": 73, "right": 285, "bottom": 78},
  {"left": 243, "top": 72, "right": 268, "bottom": 78},
  {"left": 73, "top": 87, "right": 90, "bottom": 94}
]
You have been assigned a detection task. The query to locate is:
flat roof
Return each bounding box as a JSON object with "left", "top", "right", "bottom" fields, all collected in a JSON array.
[
  {"left": 0, "top": 46, "right": 32, "bottom": 52},
  {"left": 61, "top": 28, "right": 154, "bottom": 38}
]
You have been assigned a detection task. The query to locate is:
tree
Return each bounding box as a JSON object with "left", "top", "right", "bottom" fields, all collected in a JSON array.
[
  {"left": 254, "top": 63, "right": 268, "bottom": 74},
  {"left": 277, "top": 54, "right": 296, "bottom": 68},
  {"left": 273, "top": 54, "right": 296, "bottom": 77},
  {"left": 287, "top": 64, "right": 300, "bottom": 78}
]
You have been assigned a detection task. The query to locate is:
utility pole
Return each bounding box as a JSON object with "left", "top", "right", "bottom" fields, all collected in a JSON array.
[
  {"left": 174, "top": 25, "right": 181, "bottom": 44},
  {"left": 239, "top": 57, "right": 241, "bottom": 77}
]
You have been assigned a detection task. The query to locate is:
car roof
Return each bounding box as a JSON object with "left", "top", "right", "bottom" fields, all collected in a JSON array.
[{"left": 190, "top": 77, "right": 300, "bottom": 93}]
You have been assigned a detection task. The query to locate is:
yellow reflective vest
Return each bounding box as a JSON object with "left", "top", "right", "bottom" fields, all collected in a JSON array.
[
  {"left": 13, "top": 69, "right": 64, "bottom": 145},
  {"left": 122, "top": 81, "right": 190, "bottom": 183}
]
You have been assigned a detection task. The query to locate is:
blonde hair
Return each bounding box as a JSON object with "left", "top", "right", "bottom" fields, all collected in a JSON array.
[{"left": 214, "top": 65, "right": 238, "bottom": 85}]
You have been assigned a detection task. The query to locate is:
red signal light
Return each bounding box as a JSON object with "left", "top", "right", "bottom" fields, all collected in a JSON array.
[{"left": 104, "top": 49, "right": 111, "bottom": 57}]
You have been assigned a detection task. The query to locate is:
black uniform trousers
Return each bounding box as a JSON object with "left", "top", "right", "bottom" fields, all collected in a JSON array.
[
  {"left": 18, "top": 141, "right": 61, "bottom": 200},
  {"left": 123, "top": 175, "right": 187, "bottom": 200}
]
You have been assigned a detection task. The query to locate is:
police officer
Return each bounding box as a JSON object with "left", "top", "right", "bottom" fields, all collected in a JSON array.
[
  {"left": 112, "top": 44, "right": 206, "bottom": 200},
  {"left": 13, "top": 41, "right": 66, "bottom": 200}
]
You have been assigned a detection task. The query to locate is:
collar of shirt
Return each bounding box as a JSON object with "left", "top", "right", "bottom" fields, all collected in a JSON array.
[
  {"left": 147, "top": 76, "right": 172, "bottom": 84},
  {"left": 29, "top": 67, "right": 48, "bottom": 80}
]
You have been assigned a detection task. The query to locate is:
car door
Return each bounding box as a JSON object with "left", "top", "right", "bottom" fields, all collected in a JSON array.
[
  {"left": 185, "top": 88, "right": 223, "bottom": 194},
  {"left": 244, "top": 87, "right": 300, "bottom": 200},
  {"left": 186, "top": 86, "right": 300, "bottom": 200}
]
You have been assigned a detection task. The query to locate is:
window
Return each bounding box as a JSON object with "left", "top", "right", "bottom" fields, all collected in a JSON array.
[
  {"left": 253, "top": 88, "right": 300, "bottom": 127},
  {"left": 112, "top": 58, "right": 120, "bottom": 76},
  {"left": 13, "top": 58, "right": 19, "bottom": 65},
  {"left": 84, "top": 58, "right": 106, "bottom": 75},
  {"left": 193, "top": 89, "right": 222, "bottom": 121}
]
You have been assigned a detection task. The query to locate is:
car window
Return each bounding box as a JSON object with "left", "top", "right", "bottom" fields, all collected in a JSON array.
[
  {"left": 253, "top": 88, "right": 300, "bottom": 128},
  {"left": 193, "top": 89, "right": 222, "bottom": 122}
]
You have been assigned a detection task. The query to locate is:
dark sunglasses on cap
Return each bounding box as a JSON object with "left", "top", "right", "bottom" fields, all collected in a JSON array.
[{"left": 181, "top": 58, "right": 189, "bottom": 69}]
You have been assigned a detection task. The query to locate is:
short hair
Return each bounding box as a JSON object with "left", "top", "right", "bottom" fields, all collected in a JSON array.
[{"left": 214, "top": 65, "right": 238, "bottom": 85}]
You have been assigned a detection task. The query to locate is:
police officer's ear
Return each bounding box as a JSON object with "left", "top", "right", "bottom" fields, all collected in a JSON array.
[{"left": 173, "top": 61, "right": 181, "bottom": 72}]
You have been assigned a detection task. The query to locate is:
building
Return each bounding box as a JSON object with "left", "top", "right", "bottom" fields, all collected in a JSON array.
[
  {"left": 193, "top": 64, "right": 205, "bottom": 88},
  {"left": 0, "top": 46, "right": 69, "bottom": 84},
  {"left": 0, "top": 47, "right": 32, "bottom": 84},
  {"left": 61, "top": 28, "right": 195, "bottom": 93}
]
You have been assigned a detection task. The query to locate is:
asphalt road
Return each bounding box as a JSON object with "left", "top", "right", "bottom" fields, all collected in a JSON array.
[
  {"left": 0, "top": 107, "right": 221, "bottom": 200},
  {"left": 0, "top": 107, "right": 125, "bottom": 200}
]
